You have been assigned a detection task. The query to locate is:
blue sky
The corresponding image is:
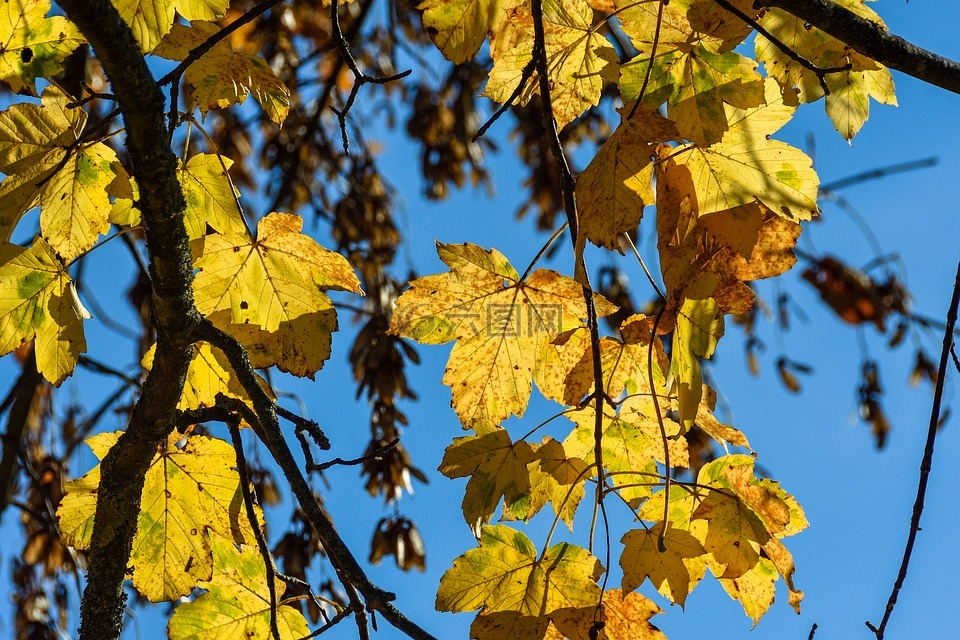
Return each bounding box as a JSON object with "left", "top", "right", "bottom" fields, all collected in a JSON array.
[{"left": 4, "top": 1, "right": 960, "bottom": 639}]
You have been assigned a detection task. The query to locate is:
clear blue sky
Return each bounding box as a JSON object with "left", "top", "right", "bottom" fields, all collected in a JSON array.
[{"left": 4, "top": 2, "right": 960, "bottom": 639}]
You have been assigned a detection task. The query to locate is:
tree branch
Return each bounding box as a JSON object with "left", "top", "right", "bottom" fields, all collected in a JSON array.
[
  {"left": 56, "top": 2, "right": 201, "bottom": 638},
  {"left": 0, "top": 349, "right": 43, "bottom": 525},
  {"left": 866, "top": 259, "right": 960, "bottom": 638},
  {"left": 758, "top": 0, "right": 960, "bottom": 94}
]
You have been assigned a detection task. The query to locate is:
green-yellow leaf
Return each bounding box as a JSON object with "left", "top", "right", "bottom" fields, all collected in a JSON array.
[
  {"left": 692, "top": 490, "right": 769, "bottom": 579},
  {"left": 155, "top": 21, "right": 290, "bottom": 124},
  {"left": 420, "top": 0, "right": 517, "bottom": 64},
  {"left": 436, "top": 524, "right": 603, "bottom": 615},
  {"left": 179, "top": 153, "right": 246, "bottom": 240},
  {"left": 0, "top": 0, "right": 84, "bottom": 93},
  {"left": 57, "top": 432, "right": 258, "bottom": 601},
  {"left": 670, "top": 297, "right": 723, "bottom": 431},
  {"left": 168, "top": 536, "right": 310, "bottom": 640},
  {"left": 621, "top": 522, "right": 707, "bottom": 607},
  {"left": 0, "top": 237, "right": 86, "bottom": 384},
  {"left": 115, "top": 0, "right": 229, "bottom": 52},
  {"left": 389, "top": 242, "right": 613, "bottom": 427},
  {"left": 439, "top": 425, "right": 537, "bottom": 529}
]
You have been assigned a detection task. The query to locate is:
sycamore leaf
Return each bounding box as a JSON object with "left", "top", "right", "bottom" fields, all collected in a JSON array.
[
  {"left": 695, "top": 386, "right": 751, "bottom": 451},
  {"left": 0, "top": 86, "right": 118, "bottom": 260},
  {"left": 692, "top": 490, "right": 769, "bottom": 579},
  {"left": 389, "top": 242, "right": 612, "bottom": 426},
  {"left": 439, "top": 425, "right": 537, "bottom": 529},
  {"left": 192, "top": 211, "right": 361, "bottom": 333},
  {"left": 564, "top": 399, "right": 687, "bottom": 507},
  {"left": 616, "top": 0, "right": 754, "bottom": 57},
  {"left": 549, "top": 589, "right": 667, "bottom": 640},
  {"left": 168, "top": 536, "right": 310, "bottom": 640},
  {"left": 504, "top": 438, "right": 587, "bottom": 530},
  {"left": 576, "top": 105, "right": 678, "bottom": 249},
  {"left": 420, "top": 0, "right": 517, "bottom": 64},
  {"left": 0, "top": 238, "right": 86, "bottom": 384},
  {"left": 114, "top": 0, "right": 229, "bottom": 53},
  {"left": 670, "top": 297, "right": 724, "bottom": 431},
  {"left": 620, "top": 523, "right": 707, "bottom": 607},
  {"left": 756, "top": 2, "right": 897, "bottom": 140},
  {"left": 436, "top": 524, "right": 603, "bottom": 615},
  {"left": 712, "top": 556, "right": 778, "bottom": 626},
  {"left": 484, "top": 0, "right": 616, "bottom": 130},
  {"left": 58, "top": 432, "right": 258, "bottom": 601},
  {"left": 470, "top": 610, "right": 550, "bottom": 640},
  {"left": 0, "top": 0, "right": 84, "bottom": 94},
  {"left": 179, "top": 153, "right": 247, "bottom": 240},
  {"left": 155, "top": 22, "right": 290, "bottom": 124}
]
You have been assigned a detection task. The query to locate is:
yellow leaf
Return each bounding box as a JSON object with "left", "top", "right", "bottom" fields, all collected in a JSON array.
[
  {"left": 389, "top": 242, "right": 612, "bottom": 426},
  {"left": 505, "top": 438, "right": 587, "bottom": 530},
  {"left": 57, "top": 432, "right": 258, "bottom": 601},
  {"left": 692, "top": 490, "right": 769, "bottom": 578},
  {"left": 620, "top": 523, "right": 707, "bottom": 607},
  {"left": 549, "top": 589, "right": 667, "bottom": 640},
  {"left": 616, "top": 0, "right": 752, "bottom": 57},
  {"left": 564, "top": 399, "right": 687, "bottom": 507},
  {"left": 155, "top": 21, "right": 290, "bottom": 124},
  {"left": 484, "top": 0, "right": 617, "bottom": 129},
  {"left": 0, "top": 86, "right": 117, "bottom": 260},
  {"left": 470, "top": 610, "right": 549, "bottom": 640},
  {"left": 436, "top": 524, "right": 603, "bottom": 615},
  {"left": 670, "top": 297, "right": 724, "bottom": 431},
  {"left": 114, "top": 0, "right": 229, "bottom": 53},
  {"left": 439, "top": 426, "right": 537, "bottom": 529},
  {"left": 0, "top": 0, "right": 85, "bottom": 93},
  {"left": 0, "top": 237, "right": 86, "bottom": 384},
  {"left": 695, "top": 386, "right": 751, "bottom": 451},
  {"left": 420, "top": 0, "right": 518, "bottom": 64},
  {"left": 576, "top": 105, "right": 678, "bottom": 249},
  {"left": 179, "top": 153, "right": 246, "bottom": 240},
  {"left": 167, "top": 536, "right": 310, "bottom": 640},
  {"left": 712, "top": 556, "right": 778, "bottom": 626},
  {"left": 192, "top": 211, "right": 361, "bottom": 333}
]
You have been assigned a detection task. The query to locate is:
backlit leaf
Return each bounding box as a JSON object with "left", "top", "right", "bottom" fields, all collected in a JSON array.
[
  {"left": 0, "top": 0, "right": 84, "bottom": 93},
  {"left": 436, "top": 524, "right": 603, "bottom": 615},
  {"left": 620, "top": 523, "right": 706, "bottom": 607},
  {"left": 179, "top": 153, "right": 246, "bottom": 240},
  {"left": 114, "top": 0, "right": 229, "bottom": 52},
  {"left": 549, "top": 589, "right": 667, "bottom": 640}
]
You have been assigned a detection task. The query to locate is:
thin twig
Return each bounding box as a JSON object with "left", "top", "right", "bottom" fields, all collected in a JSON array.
[
  {"left": 866, "top": 258, "right": 960, "bottom": 638},
  {"left": 819, "top": 157, "right": 938, "bottom": 192},
  {"left": 311, "top": 438, "right": 399, "bottom": 474},
  {"left": 627, "top": 0, "right": 664, "bottom": 119},
  {"left": 473, "top": 57, "right": 537, "bottom": 142}
]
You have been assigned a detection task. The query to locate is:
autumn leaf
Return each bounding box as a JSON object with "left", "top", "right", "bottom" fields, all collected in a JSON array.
[
  {"left": 756, "top": 1, "right": 897, "bottom": 140},
  {"left": 58, "top": 431, "right": 258, "bottom": 601},
  {"left": 389, "top": 242, "right": 612, "bottom": 426},
  {"left": 484, "top": 0, "right": 617, "bottom": 129},
  {"left": 115, "top": 0, "right": 229, "bottom": 52},
  {"left": 420, "top": 0, "right": 518, "bottom": 64},
  {"left": 436, "top": 524, "right": 603, "bottom": 615},
  {"left": 439, "top": 423, "right": 537, "bottom": 529},
  {"left": 615, "top": 0, "right": 754, "bottom": 57},
  {"left": 167, "top": 536, "right": 310, "bottom": 640},
  {"left": 0, "top": 237, "right": 86, "bottom": 384},
  {"left": 670, "top": 297, "right": 724, "bottom": 431},
  {"left": 691, "top": 490, "right": 770, "bottom": 578},
  {"left": 155, "top": 21, "right": 290, "bottom": 124},
  {"left": 549, "top": 589, "right": 667, "bottom": 640},
  {"left": 179, "top": 153, "right": 247, "bottom": 240},
  {"left": 620, "top": 523, "right": 707, "bottom": 607},
  {"left": 0, "top": 0, "right": 84, "bottom": 94},
  {"left": 576, "top": 105, "right": 678, "bottom": 249},
  {"left": 713, "top": 556, "right": 778, "bottom": 626},
  {"left": 0, "top": 86, "right": 119, "bottom": 261},
  {"left": 470, "top": 610, "right": 549, "bottom": 640},
  {"left": 192, "top": 211, "right": 361, "bottom": 373},
  {"left": 504, "top": 438, "right": 587, "bottom": 530}
]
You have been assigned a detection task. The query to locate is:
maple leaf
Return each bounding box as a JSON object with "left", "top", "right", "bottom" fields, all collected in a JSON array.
[
  {"left": 420, "top": 0, "right": 517, "bottom": 64},
  {"left": 114, "top": 0, "right": 229, "bottom": 53},
  {"left": 670, "top": 297, "right": 724, "bottom": 431},
  {"left": 470, "top": 610, "right": 549, "bottom": 640},
  {"left": 0, "top": 0, "right": 85, "bottom": 94},
  {"left": 671, "top": 81, "right": 820, "bottom": 222},
  {"left": 167, "top": 536, "right": 310, "bottom": 640},
  {"left": 0, "top": 86, "right": 120, "bottom": 261},
  {"left": 436, "top": 524, "right": 603, "bottom": 615},
  {"left": 389, "top": 242, "right": 612, "bottom": 426},
  {"left": 484, "top": 0, "right": 617, "bottom": 129},
  {"left": 0, "top": 237, "right": 86, "bottom": 384},
  {"left": 576, "top": 104, "right": 678, "bottom": 249},
  {"left": 549, "top": 589, "right": 667, "bottom": 640},
  {"left": 756, "top": 1, "right": 897, "bottom": 140},
  {"left": 564, "top": 398, "right": 688, "bottom": 507},
  {"left": 692, "top": 490, "right": 770, "bottom": 579},
  {"left": 504, "top": 438, "right": 588, "bottom": 530},
  {"left": 713, "top": 556, "right": 778, "bottom": 626},
  {"left": 155, "top": 22, "right": 290, "bottom": 124},
  {"left": 58, "top": 432, "right": 258, "bottom": 601},
  {"left": 620, "top": 523, "right": 707, "bottom": 607},
  {"left": 438, "top": 422, "right": 537, "bottom": 529},
  {"left": 615, "top": 0, "right": 754, "bottom": 57},
  {"left": 192, "top": 211, "right": 361, "bottom": 374},
  {"left": 179, "top": 153, "right": 247, "bottom": 240}
]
